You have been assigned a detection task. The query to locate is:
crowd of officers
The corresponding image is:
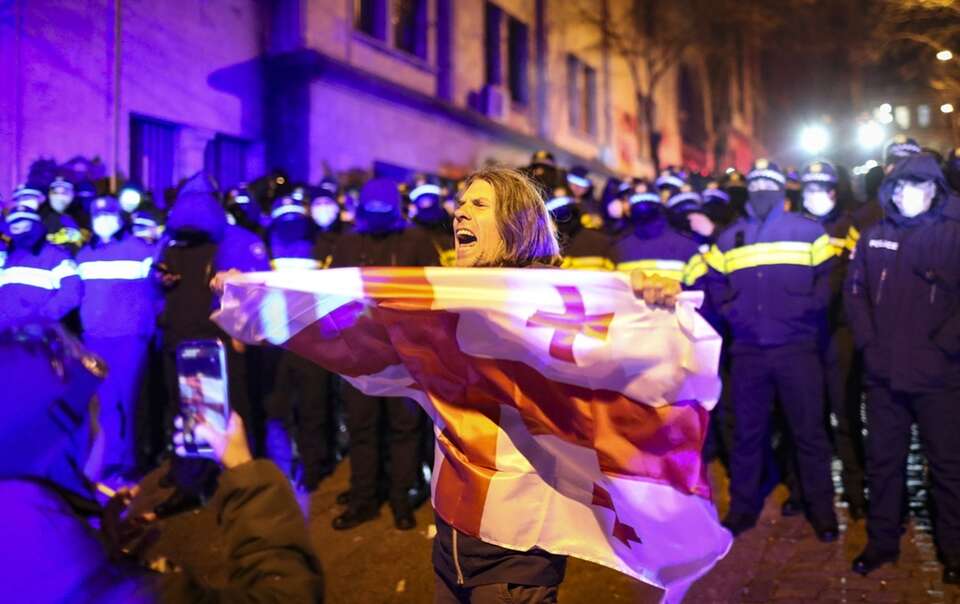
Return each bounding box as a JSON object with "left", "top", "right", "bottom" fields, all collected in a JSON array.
[{"left": 2, "top": 136, "right": 960, "bottom": 582}]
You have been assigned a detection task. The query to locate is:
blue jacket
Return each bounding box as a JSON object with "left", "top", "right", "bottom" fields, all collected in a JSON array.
[
  {"left": 705, "top": 199, "right": 834, "bottom": 351},
  {"left": 269, "top": 231, "right": 321, "bottom": 271},
  {"left": 845, "top": 154, "right": 960, "bottom": 393},
  {"left": 0, "top": 243, "right": 82, "bottom": 328},
  {"left": 76, "top": 236, "right": 160, "bottom": 337},
  {"left": 612, "top": 214, "right": 705, "bottom": 287}
]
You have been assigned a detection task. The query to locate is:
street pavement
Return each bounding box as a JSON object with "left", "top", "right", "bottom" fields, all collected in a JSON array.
[{"left": 151, "top": 457, "right": 960, "bottom": 603}]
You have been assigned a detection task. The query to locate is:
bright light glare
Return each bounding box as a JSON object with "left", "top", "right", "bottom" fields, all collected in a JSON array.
[
  {"left": 799, "top": 125, "right": 830, "bottom": 154},
  {"left": 879, "top": 103, "right": 892, "bottom": 113},
  {"left": 942, "top": 103, "right": 955, "bottom": 114},
  {"left": 937, "top": 50, "right": 954, "bottom": 62},
  {"left": 857, "top": 121, "right": 885, "bottom": 150}
]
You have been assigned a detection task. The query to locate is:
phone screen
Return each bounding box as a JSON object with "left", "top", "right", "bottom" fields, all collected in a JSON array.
[{"left": 175, "top": 339, "right": 230, "bottom": 458}]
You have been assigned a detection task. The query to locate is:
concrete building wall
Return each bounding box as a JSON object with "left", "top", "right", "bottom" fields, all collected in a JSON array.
[{"left": 1, "top": 0, "right": 264, "bottom": 197}]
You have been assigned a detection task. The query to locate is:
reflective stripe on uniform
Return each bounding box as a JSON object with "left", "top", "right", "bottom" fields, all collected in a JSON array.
[
  {"left": 0, "top": 260, "right": 77, "bottom": 289},
  {"left": 271, "top": 257, "right": 321, "bottom": 271},
  {"left": 561, "top": 256, "right": 615, "bottom": 270},
  {"left": 682, "top": 254, "right": 708, "bottom": 286},
  {"left": 78, "top": 258, "right": 153, "bottom": 280},
  {"left": 615, "top": 259, "right": 686, "bottom": 281},
  {"left": 708, "top": 236, "right": 833, "bottom": 274}
]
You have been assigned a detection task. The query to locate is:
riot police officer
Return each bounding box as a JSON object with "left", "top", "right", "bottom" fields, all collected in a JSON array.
[
  {"left": 613, "top": 177, "right": 705, "bottom": 289},
  {"left": 43, "top": 177, "right": 88, "bottom": 252},
  {"left": 311, "top": 176, "right": 345, "bottom": 267},
  {"left": 705, "top": 159, "right": 838, "bottom": 541},
  {"left": 263, "top": 191, "right": 335, "bottom": 491},
  {"left": 566, "top": 166, "right": 604, "bottom": 227},
  {"left": 407, "top": 175, "right": 455, "bottom": 267},
  {"left": 547, "top": 188, "right": 613, "bottom": 270},
  {"left": 76, "top": 195, "right": 160, "bottom": 485},
  {"left": 845, "top": 154, "right": 960, "bottom": 583},
  {"left": 0, "top": 203, "right": 82, "bottom": 329},
  {"left": 330, "top": 178, "right": 438, "bottom": 531},
  {"left": 799, "top": 160, "right": 866, "bottom": 519}
]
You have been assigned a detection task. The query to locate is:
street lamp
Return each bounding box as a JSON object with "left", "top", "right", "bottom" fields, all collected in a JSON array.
[
  {"left": 937, "top": 50, "right": 954, "bottom": 62},
  {"left": 857, "top": 121, "right": 885, "bottom": 150},
  {"left": 799, "top": 124, "right": 830, "bottom": 155},
  {"left": 942, "top": 103, "right": 955, "bottom": 114}
]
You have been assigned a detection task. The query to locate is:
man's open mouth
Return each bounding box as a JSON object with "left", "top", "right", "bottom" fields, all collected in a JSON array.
[{"left": 456, "top": 228, "right": 477, "bottom": 246}]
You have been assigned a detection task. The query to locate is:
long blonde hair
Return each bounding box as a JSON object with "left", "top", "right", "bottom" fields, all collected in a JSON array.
[{"left": 461, "top": 167, "right": 562, "bottom": 267}]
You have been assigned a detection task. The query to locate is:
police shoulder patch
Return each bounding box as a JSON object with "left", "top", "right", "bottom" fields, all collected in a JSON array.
[{"left": 251, "top": 242, "right": 267, "bottom": 258}]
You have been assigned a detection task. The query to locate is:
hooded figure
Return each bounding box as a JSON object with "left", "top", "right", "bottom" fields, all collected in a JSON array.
[
  {"left": 844, "top": 153, "right": 960, "bottom": 583},
  {"left": 157, "top": 173, "right": 268, "bottom": 454},
  {"left": 328, "top": 177, "right": 438, "bottom": 533},
  {"left": 0, "top": 323, "right": 323, "bottom": 602},
  {"left": 0, "top": 204, "right": 81, "bottom": 328}
]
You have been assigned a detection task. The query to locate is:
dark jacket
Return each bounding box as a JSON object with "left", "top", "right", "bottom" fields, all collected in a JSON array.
[
  {"left": 705, "top": 198, "right": 834, "bottom": 352},
  {"left": 0, "top": 461, "right": 323, "bottom": 602},
  {"left": 559, "top": 220, "right": 614, "bottom": 271},
  {"left": 845, "top": 154, "right": 960, "bottom": 393},
  {"left": 158, "top": 191, "right": 269, "bottom": 348},
  {"left": 612, "top": 214, "right": 704, "bottom": 286},
  {"left": 330, "top": 225, "right": 439, "bottom": 268}
]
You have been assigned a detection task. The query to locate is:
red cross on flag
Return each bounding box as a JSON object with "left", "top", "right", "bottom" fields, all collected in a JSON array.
[{"left": 214, "top": 267, "right": 731, "bottom": 602}]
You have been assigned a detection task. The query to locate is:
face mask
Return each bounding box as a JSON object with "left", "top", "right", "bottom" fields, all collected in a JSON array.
[
  {"left": 748, "top": 190, "right": 783, "bottom": 219},
  {"left": 92, "top": 215, "right": 121, "bottom": 241},
  {"left": 272, "top": 217, "right": 310, "bottom": 242},
  {"left": 49, "top": 193, "right": 73, "bottom": 214},
  {"left": 893, "top": 181, "right": 936, "bottom": 218},
  {"left": 802, "top": 191, "right": 835, "bottom": 217},
  {"left": 10, "top": 222, "right": 43, "bottom": 248},
  {"left": 118, "top": 190, "right": 142, "bottom": 213},
  {"left": 311, "top": 202, "right": 338, "bottom": 228},
  {"left": 629, "top": 202, "right": 660, "bottom": 225}
]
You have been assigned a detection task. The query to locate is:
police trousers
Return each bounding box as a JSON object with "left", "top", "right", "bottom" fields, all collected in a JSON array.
[
  {"left": 865, "top": 386, "right": 960, "bottom": 558},
  {"left": 729, "top": 345, "right": 836, "bottom": 523},
  {"left": 84, "top": 335, "right": 151, "bottom": 480},
  {"left": 265, "top": 350, "right": 333, "bottom": 488},
  {"left": 343, "top": 383, "right": 420, "bottom": 512}
]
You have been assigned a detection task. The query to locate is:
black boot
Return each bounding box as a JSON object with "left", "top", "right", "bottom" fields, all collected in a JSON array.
[
  {"left": 721, "top": 512, "right": 758, "bottom": 536},
  {"left": 332, "top": 506, "right": 379, "bottom": 530},
  {"left": 851, "top": 547, "right": 899, "bottom": 576}
]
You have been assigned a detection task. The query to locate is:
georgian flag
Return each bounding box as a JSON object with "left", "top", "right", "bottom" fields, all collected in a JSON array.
[{"left": 213, "top": 267, "right": 731, "bottom": 602}]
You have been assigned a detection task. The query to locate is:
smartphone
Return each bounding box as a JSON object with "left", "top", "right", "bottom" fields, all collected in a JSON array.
[{"left": 175, "top": 339, "right": 230, "bottom": 459}]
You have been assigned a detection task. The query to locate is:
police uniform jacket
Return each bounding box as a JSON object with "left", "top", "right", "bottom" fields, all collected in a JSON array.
[
  {"left": 705, "top": 198, "right": 834, "bottom": 352},
  {"left": 0, "top": 242, "right": 81, "bottom": 328},
  {"left": 845, "top": 154, "right": 960, "bottom": 393},
  {"left": 559, "top": 219, "right": 614, "bottom": 270},
  {"left": 612, "top": 214, "right": 706, "bottom": 287},
  {"left": 76, "top": 235, "right": 160, "bottom": 338}
]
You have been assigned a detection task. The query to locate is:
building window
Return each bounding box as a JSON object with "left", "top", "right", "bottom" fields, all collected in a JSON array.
[
  {"left": 894, "top": 105, "right": 911, "bottom": 130},
  {"left": 204, "top": 134, "right": 249, "bottom": 191},
  {"left": 393, "top": 0, "right": 427, "bottom": 59},
  {"left": 567, "top": 55, "right": 597, "bottom": 136},
  {"left": 507, "top": 17, "right": 529, "bottom": 105},
  {"left": 484, "top": 2, "right": 503, "bottom": 86},
  {"left": 130, "top": 115, "right": 177, "bottom": 207},
  {"left": 355, "top": 0, "right": 385, "bottom": 40},
  {"left": 917, "top": 104, "right": 931, "bottom": 128}
]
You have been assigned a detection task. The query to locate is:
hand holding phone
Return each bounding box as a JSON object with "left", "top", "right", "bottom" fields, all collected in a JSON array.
[{"left": 175, "top": 340, "right": 230, "bottom": 459}]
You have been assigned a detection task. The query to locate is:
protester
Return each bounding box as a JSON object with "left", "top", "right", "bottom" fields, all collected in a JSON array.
[{"left": 0, "top": 322, "right": 324, "bottom": 602}]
